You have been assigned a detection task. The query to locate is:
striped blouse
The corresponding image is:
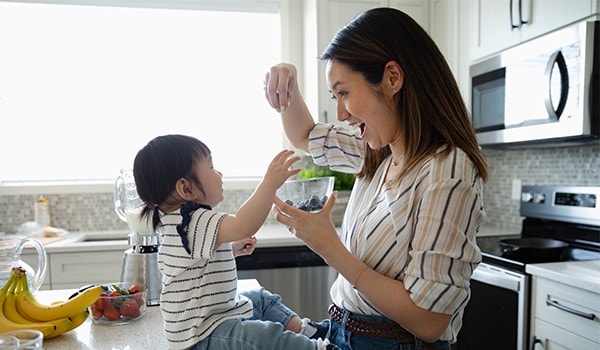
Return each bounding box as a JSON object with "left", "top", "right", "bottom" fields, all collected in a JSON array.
[
  {"left": 158, "top": 208, "right": 253, "bottom": 349},
  {"left": 308, "top": 123, "right": 484, "bottom": 343}
]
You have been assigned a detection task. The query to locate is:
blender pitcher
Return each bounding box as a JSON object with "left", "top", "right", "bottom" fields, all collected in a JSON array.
[
  {"left": 114, "top": 169, "right": 162, "bottom": 306},
  {"left": 114, "top": 169, "right": 155, "bottom": 236},
  {"left": 0, "top": 235, "right": 47, "bottom": 293}
]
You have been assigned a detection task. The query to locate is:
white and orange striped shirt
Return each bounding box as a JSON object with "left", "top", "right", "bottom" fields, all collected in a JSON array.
[{"left": 308, "top": 123, "right": 484, "bottom": 343}]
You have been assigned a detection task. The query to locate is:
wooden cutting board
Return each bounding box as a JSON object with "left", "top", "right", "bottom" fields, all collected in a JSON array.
[{"left": 25, "top": 236, "right": 67, "bottom": 247}]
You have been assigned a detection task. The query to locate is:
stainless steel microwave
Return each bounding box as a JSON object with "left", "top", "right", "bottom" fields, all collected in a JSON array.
[{"left": 470, "top": 20, "right": 599, "bottom": 147}]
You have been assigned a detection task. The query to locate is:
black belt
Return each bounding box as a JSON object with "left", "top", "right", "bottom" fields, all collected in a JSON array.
[{"left": 328, "top": 304, "right": 438, "bottom": 349}]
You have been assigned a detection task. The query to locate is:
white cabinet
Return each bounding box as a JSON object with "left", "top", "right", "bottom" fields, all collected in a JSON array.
[
  {"left": 429, "top": 0, "right": 471, "bottom": 103},
  {"left": 470, "top": 0, "right": 598, "bottom": 61},
  {"left": 23, "top": 250, "right": 123, "bottom": 290},
  {"left": 530, "top": 276, "right": 600, "bottom": 349},
  {"left": 49, "top": 251, "right": 123, "bottom": 289},
  {"left": 302, "top": 0, "right": 430, "bottom": 125}
]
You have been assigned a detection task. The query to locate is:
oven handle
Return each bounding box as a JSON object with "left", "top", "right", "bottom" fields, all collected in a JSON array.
[
  {"left": 472, "top": 263, "right": 523, "bottom": 292},
  {"left": 546, "top": 299, "right": 596, "bottom": 320}
]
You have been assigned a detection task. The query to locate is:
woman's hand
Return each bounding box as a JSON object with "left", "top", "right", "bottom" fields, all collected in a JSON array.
[
  {"left": 272, "top": 192, "right": 341, "bottom": 260},
  {"left": 264, "top": 63, "right": 298, "bottom": 113},
  {"left": 232, "top": 236, "right": 257, "bottom": 257}
]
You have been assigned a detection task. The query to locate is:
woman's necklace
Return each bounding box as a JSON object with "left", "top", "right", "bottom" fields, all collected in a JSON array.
[{"left": 391, "top": 159, "right": 399, "bottom": 166}]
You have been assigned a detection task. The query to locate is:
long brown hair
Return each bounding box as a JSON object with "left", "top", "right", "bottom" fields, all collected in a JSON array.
[{"left": 321, "top": 7, "right": 489, "bottom": 182}]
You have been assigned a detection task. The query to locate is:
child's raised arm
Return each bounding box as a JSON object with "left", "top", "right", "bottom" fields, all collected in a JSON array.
[{"left": 215, "top": 150, "right": 300, "bottom": 244}]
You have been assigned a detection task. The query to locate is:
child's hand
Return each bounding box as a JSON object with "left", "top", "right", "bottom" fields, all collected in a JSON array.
[
  {"left": 264, "top": 150, "right": 301, "bottom": 189},
  {"left": 232, "top": 236, "right": 257, "bottom": 257}
]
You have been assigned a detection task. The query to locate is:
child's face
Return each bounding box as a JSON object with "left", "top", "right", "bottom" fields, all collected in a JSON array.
[{"left": 190, "top": 156, "right": 223, "bottom": 207}]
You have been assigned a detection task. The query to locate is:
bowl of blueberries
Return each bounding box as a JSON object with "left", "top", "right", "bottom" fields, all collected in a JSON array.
[{"left": 277, "top": 176, "right": 335, "bottom": 212}]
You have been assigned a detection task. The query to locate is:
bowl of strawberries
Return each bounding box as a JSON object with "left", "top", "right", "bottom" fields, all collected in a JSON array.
[{"left": 89, "top": 282, "right": 147, "bottom": 325}]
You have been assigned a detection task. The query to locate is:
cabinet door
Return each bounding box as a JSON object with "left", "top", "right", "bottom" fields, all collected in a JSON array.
[
  {"left": 533, "top": 319, "right": 600, "bottom": 350},
  {"left": 470, "top": 0, "right": 520, "bottom": 60},
  {"left": 520, "top": 0, "right": 594, "bottom": 42},
  {"left": 50, "top": 251, "right": 123, "bottom": 289},
  {"left": 470, "top": 0, "right": 594, "bottom": 61}
]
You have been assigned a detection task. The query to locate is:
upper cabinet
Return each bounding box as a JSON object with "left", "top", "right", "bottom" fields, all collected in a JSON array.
[
  {"left": 302, "top": 0, "right": 430, "bottom": 124},
  {"left": 470, "top": 0, "right": 599, "bottom": 61}
]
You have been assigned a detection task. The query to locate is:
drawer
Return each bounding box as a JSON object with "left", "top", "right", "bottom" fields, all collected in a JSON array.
[
  {"left": 532, "top": 277, "right": 600, "bottom": 343},
  {"left": 49, "top": 251, "right": 123, "bottom": 287},
  {"left": 533, "top": 319, "right": 600, "bottom": 349}
]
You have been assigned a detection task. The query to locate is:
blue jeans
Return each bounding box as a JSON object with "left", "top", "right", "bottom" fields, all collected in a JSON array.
[
  {"left": 327, "top": 307, "right": 451, "bottom": 350},
  {"left": 185, "top": 288, "right": 320, "bottom": 350}
]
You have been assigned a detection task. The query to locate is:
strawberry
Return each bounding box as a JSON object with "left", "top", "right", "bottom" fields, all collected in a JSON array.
[
  {"left": 120, "top": 300, "right": 141, "bottom": 319},
  {"left": 132, "top": 293, "right": 144, "bottom": 307},
  {"left": 128, "top": 283, "right": 142, "bottom": 294},
  {"left": 102, "top": 297, "right": 121, "bottom": 321},
  {"left": 93, "top": 292, "right": 108, "bottom": 311},
  {"left": 91, "top": 305, "right": 103, "bottom": 320}
]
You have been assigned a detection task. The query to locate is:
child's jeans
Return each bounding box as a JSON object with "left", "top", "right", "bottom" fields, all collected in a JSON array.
[{"left": 185, "top": 288, "right": 324, "bottom": 350}]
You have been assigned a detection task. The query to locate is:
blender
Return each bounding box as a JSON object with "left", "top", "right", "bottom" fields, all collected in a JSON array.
[{"left": 114, "top": 169, "right": 162, "bottom": 306}]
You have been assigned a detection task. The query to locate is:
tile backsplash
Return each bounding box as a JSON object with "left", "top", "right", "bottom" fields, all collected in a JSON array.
[
  {"left": 482, "top": 142, "right": 599, "bottom": 229},
  {"left": 1, "top": 143, "right": 598, "bottom": 234}
]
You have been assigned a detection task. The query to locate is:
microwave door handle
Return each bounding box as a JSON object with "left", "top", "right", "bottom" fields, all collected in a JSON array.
[{"left": 544, "top": 50, "right": 569, "bottom": 121}]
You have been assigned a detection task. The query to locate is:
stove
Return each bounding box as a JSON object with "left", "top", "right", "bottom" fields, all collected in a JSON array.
[
  {"left": 478, "top": 185, "right": 600, "bottom": 271},
  {"left": 455, "top": 185, "right": 600, "bottom": 350}
]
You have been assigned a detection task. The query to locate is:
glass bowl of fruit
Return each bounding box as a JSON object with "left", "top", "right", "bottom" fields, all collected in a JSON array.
[
  {"left": 89, "top": 283, "right": 147, "bottom": 325},
  {"left": 276, "top": 176, "right": 335, "bottom": 212}
]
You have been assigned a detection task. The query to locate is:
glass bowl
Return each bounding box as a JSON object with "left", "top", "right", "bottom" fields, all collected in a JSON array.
[
  {"left": 276, "top": 176, "right": 335, "bottom": 212},
  {"left": 88, "top": 283, "right": 147, "bottom": 326}
]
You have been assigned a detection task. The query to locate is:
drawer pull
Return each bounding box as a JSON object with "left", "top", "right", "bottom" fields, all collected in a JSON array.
[{"left": 546, "top": 299, "right": 596, "bottom": 320}]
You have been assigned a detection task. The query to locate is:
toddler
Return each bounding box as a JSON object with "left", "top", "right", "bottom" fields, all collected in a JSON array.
[{"left": 133, "top": 134, "right": 332, "bottom": 350}]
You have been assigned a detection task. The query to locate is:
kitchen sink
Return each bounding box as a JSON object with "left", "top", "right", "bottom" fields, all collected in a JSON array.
[{"left": 77, "top": 232, "right": 129, "bottom": 243}]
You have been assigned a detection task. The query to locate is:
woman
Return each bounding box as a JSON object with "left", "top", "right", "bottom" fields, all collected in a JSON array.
[{"left": 264, "top": 7, "right": 488, "bottom": 350}]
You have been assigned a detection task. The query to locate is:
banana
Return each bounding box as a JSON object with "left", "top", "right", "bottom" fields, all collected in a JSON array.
[
  {"left": 3, "top": 274, "right": 38, "bottom": 324},
  {"left": 66, "top": 309, "right": 89, "bottom": 332},
  {"left": 0, "top": 277, "right": 72, "bottom": 339},
  {"left": 12, "top": 268, "right": 102, "bottom": 322}
]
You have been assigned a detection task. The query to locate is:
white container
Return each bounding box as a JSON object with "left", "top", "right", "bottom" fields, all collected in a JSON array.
[{"left": 34, "top": 196, "right": 50, "bottom": 228}]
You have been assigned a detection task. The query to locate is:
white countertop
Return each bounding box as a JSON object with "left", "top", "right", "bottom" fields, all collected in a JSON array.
[
  {"left": 526, "top": 260, "right": 600, "bottom": 294},
  {"left": 38, "top": 279, "right": 261, "bottom": 349},
  {"left": 27, "top": 224, "right": 306, "bottom": 254}
]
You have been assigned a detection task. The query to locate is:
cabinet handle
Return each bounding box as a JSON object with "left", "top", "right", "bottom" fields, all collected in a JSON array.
[
  {"left": 509, "top": 0, "right": 520, "bottom": 29},
  {"left": 546, "top": 299, "right": 596, "bottom": 320},
  {"left": 518, "top": 0, "right": 529, "bottom": 25},
  {"left": 509, "top": 0, "right": 528, "bottom": 29},
  {"left": 530, "top": 336, "right": 543, "bottom": 350}
]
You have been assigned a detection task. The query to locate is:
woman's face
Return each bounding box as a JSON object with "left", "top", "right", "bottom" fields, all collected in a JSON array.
[
  {"left": 325, "top": 59, "right": 402, "bottom": 150},
  {"left": 190, "top": 156, "right": 223, "bottom": 207}
]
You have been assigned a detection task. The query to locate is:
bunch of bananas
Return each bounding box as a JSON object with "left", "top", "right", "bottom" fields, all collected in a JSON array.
[{"left": 0, "top": 267, "right": 102, "bottom": 339}]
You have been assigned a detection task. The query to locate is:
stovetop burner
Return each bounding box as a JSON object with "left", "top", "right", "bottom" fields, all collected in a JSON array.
[{"left": 477, "top": 235, "right": 600, "bottom": 272}]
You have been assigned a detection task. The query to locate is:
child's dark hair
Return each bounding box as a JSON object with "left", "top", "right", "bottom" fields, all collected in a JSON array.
[{"left": 133, "top": 134, "right": 211, "bottom": 230}]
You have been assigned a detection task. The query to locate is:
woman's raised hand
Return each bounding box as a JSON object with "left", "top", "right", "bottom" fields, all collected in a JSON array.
[{"left": 264, "top": 63, "right": 298, "bottom": 113}]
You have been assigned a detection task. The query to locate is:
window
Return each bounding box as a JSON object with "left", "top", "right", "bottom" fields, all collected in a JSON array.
[{"left": 0, "top": 0, "right": 285, "bottom": 184}]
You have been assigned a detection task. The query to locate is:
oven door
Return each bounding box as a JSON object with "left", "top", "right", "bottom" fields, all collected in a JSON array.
[{"left": 454, "top": 262, "right": 529, "bottom": 350}]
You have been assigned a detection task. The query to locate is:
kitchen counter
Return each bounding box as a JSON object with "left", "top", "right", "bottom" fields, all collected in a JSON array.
[
  {"left": 37, "top": 279, "right": 261, "bottom": 350},
  {"left": 28, "top": 224, "right": 305, "bottom": 254},
  {"left": 526, "top": 260, "right": 600, "bottom": 294}
]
